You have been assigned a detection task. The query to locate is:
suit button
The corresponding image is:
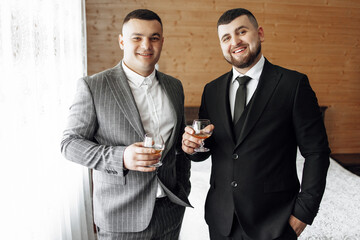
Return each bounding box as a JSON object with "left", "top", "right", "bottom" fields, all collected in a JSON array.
[
  {"left": 231, "top": 181, "right": 238, "bottom": 187},
  {"left": 232, "top": 154, "right": 238, "bottom": 159}
]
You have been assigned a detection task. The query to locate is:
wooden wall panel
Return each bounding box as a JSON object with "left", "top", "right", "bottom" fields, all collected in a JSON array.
[{"left": 86, "top": 0, "right": 360, "bottom": 154}]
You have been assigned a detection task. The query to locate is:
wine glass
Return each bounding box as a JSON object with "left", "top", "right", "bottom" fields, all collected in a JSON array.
[
  {"left": 192, "top": 119, "right": 213, "bottom": 152},
  {"left": 143, "top": 133, "right": 165, "bottom": 167}
]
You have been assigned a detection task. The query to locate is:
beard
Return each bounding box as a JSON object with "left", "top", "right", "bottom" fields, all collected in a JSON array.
[{"left": 224, "top": 41, "right": 261, "bottom": 69}]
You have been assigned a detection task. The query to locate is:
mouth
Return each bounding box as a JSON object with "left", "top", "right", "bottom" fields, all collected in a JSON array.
[
  {"left": 232, "top": 46, "right": 246, "bottom": 54},
  {"left": 137, "top": 52, "right": 153, "bottom": 58}
]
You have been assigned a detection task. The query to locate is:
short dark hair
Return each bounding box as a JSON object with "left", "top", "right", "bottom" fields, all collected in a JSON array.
[
  {"left": 217, "top": 8, "right": 258, "bottom": 29},
  {"left": 123, "top": 9, "right": 162, "bottom": 28}
]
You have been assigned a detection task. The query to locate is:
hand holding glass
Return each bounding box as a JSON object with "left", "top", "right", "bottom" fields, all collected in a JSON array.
[
  {"left": 143, "top": 133, "right": 164, "bottom": 167},
  {"left": 192, "top": 119, "right": 213, "bottom": 152}
]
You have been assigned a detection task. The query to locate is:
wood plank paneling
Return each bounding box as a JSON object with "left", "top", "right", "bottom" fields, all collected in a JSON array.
[{"left": 85, "top": 0, "right": 360, "bottom": 153}]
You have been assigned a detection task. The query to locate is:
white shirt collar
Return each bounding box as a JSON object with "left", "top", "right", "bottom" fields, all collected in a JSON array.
[
  {"left": 122, "top": 60, "right": 156, "bottom": 87},
  {"left": 232, "top": 55, "right": 265, "bottom": 83}
]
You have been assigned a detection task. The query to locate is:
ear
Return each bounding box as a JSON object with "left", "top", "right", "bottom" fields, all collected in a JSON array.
[
  {"left": 258, "top": 26, "right": 265, "bottom": 42},
  {"left": 118, "top": 34, "right": 124, "bottom": 50}
]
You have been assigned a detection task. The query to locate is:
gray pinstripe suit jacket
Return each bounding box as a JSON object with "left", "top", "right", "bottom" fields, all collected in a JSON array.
[{"left": 61, "top": 62, "right": 191, "bottom": 233}]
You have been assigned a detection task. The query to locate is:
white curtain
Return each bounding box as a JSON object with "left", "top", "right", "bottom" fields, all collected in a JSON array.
[{"left": 0, "top": 0, "right": 95, "bottom": 239}]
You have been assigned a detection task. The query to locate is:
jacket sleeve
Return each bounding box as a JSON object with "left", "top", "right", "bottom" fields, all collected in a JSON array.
[
  {"left": 60, "top": 77, "right": 126, "bottom": 177},
  {"left": 292, "top": 75, "right": 330, "bottom": 224}
]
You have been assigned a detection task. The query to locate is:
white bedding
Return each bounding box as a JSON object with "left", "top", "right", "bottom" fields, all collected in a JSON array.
[{"left": 180, "top": 156, "right": 360, "bottom": 240}]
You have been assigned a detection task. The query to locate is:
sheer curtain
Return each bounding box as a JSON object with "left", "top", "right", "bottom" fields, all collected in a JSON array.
[{"left": 0, "top": 0, "right": 95, "bottom": 239}]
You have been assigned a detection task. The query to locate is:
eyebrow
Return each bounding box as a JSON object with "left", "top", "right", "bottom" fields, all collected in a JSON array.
[
  {"left": 220, "top": 25, "right": 249, "bottom": 41},
  {"left": 131, "top": 33, "right": 161, "bottom": 37}
]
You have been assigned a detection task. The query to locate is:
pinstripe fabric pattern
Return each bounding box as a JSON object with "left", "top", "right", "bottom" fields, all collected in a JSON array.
[
  {"left": 97, "top": 197, "right": 185, "bottom": 240},
  {"left": 61, "top": 62, "right": 191, "bottom": 234}
]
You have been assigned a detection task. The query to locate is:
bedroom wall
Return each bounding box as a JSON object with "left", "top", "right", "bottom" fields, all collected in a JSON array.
[{"left": 85, "top": 0, "right": 360, "bottom": 154}]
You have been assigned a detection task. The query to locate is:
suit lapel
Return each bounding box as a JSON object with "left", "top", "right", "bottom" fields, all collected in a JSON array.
[
  {"left": 105, "top": 63, "right": 145, "bottom": 138},
  {"left": 216, "top": 71, "right": 236, "bottom": 144},
  {"left": 235, "top": 59, "right": 282, "bottom": 147},
  {"left": 157, "top": 71, "right": 181, "bottom": 157}
]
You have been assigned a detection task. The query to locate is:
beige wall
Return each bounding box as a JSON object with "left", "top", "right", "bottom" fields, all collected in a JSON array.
[{"left": 86, "top": 0, "right": 360, "bottom": 154}]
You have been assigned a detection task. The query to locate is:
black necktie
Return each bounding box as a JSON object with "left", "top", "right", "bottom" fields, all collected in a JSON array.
[{"left": 233, "top": 76, "right": 251, "bottom": 124}]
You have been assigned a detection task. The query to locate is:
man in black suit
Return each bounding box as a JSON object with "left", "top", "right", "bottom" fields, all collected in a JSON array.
[{"left": 182, "top": 8, "right": 330, "bottom": 240}]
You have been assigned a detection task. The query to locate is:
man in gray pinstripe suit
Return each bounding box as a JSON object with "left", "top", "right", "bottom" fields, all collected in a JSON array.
[{"left": 61, "top": 9, "right": 192, "bottom": 240}]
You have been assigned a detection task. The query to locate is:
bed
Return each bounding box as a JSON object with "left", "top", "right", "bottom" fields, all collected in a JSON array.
[{"left": 179, "top": 154, "right": 360, "bottom": 239}]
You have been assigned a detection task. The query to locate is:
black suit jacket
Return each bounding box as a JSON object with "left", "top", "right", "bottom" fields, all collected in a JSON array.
[{"left": 190, "top": 59, "right": 330, "bottom": 240}]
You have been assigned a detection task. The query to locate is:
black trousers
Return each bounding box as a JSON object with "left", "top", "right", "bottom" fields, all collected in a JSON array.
[{"left": 209, "top": 214, "right": 298, "bottom": 240}]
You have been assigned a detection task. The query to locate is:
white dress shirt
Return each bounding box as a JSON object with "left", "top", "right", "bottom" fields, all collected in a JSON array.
[
  {"left": 229, "top": 55, "right": 265, "bottom": 121},
  {"left": 122, "top": 61, "right": 175, "bottom": 197}
]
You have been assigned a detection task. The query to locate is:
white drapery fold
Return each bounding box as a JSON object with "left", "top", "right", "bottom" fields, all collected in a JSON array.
[{"left": 0, "top": 0, "right": 95, "bottom": 239}]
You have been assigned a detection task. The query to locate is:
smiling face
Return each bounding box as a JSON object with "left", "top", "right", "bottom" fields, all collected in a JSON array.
[
  {"left": 119, "top": 19, "right": 164, "bottom": 77},
  {"left": 218, "top": 15, "right": 264, "bottom": 74}
]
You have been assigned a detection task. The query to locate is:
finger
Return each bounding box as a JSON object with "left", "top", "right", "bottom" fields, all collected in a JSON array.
[
  {"left": 182, "top": 144, "right": 195, "bottom": 155},
  {"left": 137, "top": 159, "right": 160, "bottom": 167},
  {"left": 128, "top": 142, "right": 152, "bottom": 153},
  {"left": 137, "top": 166, "right": 157, "bottom": 172},
  {"left": 188, "top": 135, "right": 204, "bottom": 145},
  {"left": 204, "top": 124, "right": 214, "bottom": 132},
  {"left": 137, "top": 159, "right": 160, "bottom": 172},
  {"left": 183, "top": 138, "right": 200, "bottom": 148},
  {"left": 135, "top": 146, "right": 157, "bottom": 154},
  {"left": 182, "top": 137, "right": 194, "bottom": 154},
  {"left": 133, "top": 142, "right": 144, "bottom": 147},
  {"left": 184, "top": 126, "right": 195, "bottom": 134},
  {"left": 183, "top": 131, "right": 203, "bottom": 145},
  {"left": 133, "top": 142, "right": 158, "bottom": 153},
  {"left": 135, "top": 153, "right": 162, "bottom": 161},
  {"left": 182, "top": 132, "right": 191, "bottom": 142}
]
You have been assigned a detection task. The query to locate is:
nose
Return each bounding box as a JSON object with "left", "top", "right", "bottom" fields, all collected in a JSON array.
[
  {"left": 231, "top": 35, "right": 241, "bottom": 47},
  {"left": 141, "top": 38, "right": 151, "bottom": 50}
]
